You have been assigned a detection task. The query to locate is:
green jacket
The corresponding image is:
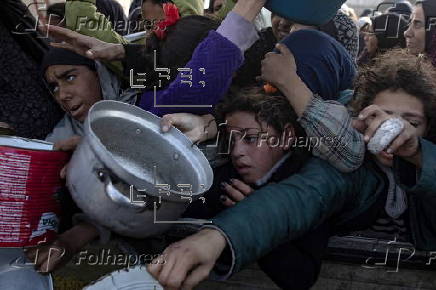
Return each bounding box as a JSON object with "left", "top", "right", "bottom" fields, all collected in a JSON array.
[
  {"left": 66, "top": 0, "right": 203, "bottom": 41},
  {"left": 66, "top": 0, "right": 128, "bottom": 75},
  {"left": 65, "top": 0, "right": 204, "bottom": 75},
  {"left": 212, "top": 139, "right": 436, "bottom": 274}
]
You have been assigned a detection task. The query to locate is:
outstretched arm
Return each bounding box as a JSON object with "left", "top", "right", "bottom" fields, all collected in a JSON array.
[
  {"left": 148, "top": 158, "right": 375, "bottom": 288},
  {"left": 261, "top": 44, "right": 365, "bottom": 173}
]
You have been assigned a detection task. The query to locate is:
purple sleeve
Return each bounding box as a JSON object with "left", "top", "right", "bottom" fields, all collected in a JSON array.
[
  {"left": 138, "top": 31, "right": 244, "bottom": 116},
  {"left": 216, "top": 11, "right": 259, "bottom": 52}
]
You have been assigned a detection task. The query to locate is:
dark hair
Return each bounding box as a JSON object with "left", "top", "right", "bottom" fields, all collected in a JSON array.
[
  {"left": 351, "top": 49, "right": 436, "bottom": 142},
  {"left": 371, "top": 13, "right": 408, "bottom": 51},
  {"left": 160, "top": 16, "right": 219, "bottom": 71},
  {"left": 142, "top": 0, "right": 172, "bottom": 5},
  {"left": 47, "top": 3, "right": 65, "bottom": 18},
  {"left": 216, "top": 87, "right": 306, "bottom": 138},
  {"left": 144, "top": 15, "right": 219, "bottom": 89},
  {"left": 96, "top": 0, "right": 127, "bottom": 35}
]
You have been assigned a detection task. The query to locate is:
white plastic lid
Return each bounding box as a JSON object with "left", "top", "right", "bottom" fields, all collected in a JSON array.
[{"left": 0, "top": 136, "right": 53, "bottom": 151}]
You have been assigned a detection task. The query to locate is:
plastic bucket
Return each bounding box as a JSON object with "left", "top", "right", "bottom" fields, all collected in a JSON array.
[{"left": 0, "top": 136, "right": 69, "bottom": 247}]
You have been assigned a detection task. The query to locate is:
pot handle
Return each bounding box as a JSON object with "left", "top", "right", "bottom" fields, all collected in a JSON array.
[{"left": 95, "top": 168, "right": 148, "bottom": 209}]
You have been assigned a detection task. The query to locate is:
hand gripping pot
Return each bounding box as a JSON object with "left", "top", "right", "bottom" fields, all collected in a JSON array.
[{"left": 66, "top": 101, "right": 213, "bottom": 238}]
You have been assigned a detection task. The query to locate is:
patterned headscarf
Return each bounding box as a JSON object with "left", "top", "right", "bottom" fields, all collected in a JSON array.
[{"left": 320, "top": 10, "right": 359, "bottom": 61}]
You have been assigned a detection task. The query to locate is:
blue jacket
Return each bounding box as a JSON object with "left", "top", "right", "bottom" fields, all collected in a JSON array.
[{"left": 212, "top": 139, "right": 436, "bottom": 274}]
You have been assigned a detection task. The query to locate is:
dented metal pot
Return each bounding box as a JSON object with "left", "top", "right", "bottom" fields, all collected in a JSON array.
[{"left": 66, "top": 101, "right": 213, "bottom": 238}]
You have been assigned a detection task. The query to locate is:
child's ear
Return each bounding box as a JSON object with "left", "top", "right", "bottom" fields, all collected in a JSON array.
[{"left": 282, "top": 123, "right": 295, "bottom": 151}]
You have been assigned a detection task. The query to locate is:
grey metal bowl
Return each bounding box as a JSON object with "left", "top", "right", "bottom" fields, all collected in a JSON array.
[
  {"left": 87, "top": 101, "right": 213, "bottom": 200},
  {"left": 66, "top": 101, "right": 213, "bottom": 237}
]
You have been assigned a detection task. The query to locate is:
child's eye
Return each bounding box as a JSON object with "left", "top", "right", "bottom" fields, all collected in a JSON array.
[
  {"left": 244, "top": 136, "right": 258, "bottom": 144},
  {"left": 409, "top": 121, "right": 420, "bottom": 128}
]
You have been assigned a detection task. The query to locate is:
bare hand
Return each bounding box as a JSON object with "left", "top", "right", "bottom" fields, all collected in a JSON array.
[
  {"left": 220, "top": 179, "right": 254, "bottom": 207},
  {"left": 45, "top": 25, "right": 125, "bottom": 61},
  {"left": 53, "top": 136, "right": 81, "bottom": 179},
  {"left": 353, "top": 105, "right": 420, "bottom": 158},
  {"left": 24, "top": 223, "right": 99, "bottom": 273},
  {"left": 160, "top": 113, "right": 216, "bottom": 144},
  {"left": 24, "top": 238, "right": 73, "bottom": 273},
  {"left": 232, "top": 0, "right": 267, "bottom": 22},
  {"left": 261, "top": 43, "right": 297, "bottom": 89},
  {"left": 147, "top": 229, "right": 226, "bottom": 290}
]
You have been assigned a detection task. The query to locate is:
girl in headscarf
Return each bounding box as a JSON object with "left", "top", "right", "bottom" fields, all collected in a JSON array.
[
  {"left": 404, "top": 0, "right": 436, "bottom": 65},
  {"left": 261, "top": 29, "right": 364, "bottom": 173},
  {"left": 234, "top": 10, "right": 358, "bottom": 87},
  {"left": 288, "top": 10, "right": 360, "bottom": 60}
]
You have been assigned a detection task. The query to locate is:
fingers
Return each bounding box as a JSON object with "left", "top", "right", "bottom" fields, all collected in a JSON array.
[
  {"left": 220, "top": 195, "right": 235, "bottom": 207},
  {"left": 220, "top": 179, "right": 254, "bottom": 207},
  {"left": 221, "top": 181, "right": 245, "bottom": 202},
  {"left": 24, "top": 246, "right": 40, "bottom": 264},
  {"left": 358, "top": 105, "right": 385, "bottom": 122},
  {"left": 230, "top": 179, "right": 253, "bottom": 195},
  {"left": 0, "top": 122, "right": 11, "bottom": 129},
  {"left": 85, "top": 49, "right": 97, "bottom": 60},
  {"left": 363, "top": 115, "right": 391, "bottom": 142},
  {"left": 161, "top": 114, "right": 175, "bottom": 132},
  {"left": 386, "top": 121, "right": 419, "bottom": 156},
  {"left": 39, "top": 246, "right": 66, "bottom": 273},
  {"left": 25, "top": 245, "right": 49, "bottom": 272},
  {"left": 182, "top": 264, "right": 212, "bottom": 290},
  {"left": 60, "top": 164, "right": 68, "bottom": 179},
  {"left": 53, "top": 136, "right": 81, "bottom": 151},
  {"left": 149, "top": 243, "right": 197, "bottom": 290},
  {"left": 50, "top": 41, "right": 76, "bottom": 51},
  {"left": 358, "top": 105, "right": 390, "bottom": 141},
  {"left": 147, "top": 256, "right": 165, "bottom": 280},
  {"left": 157, "top": 255, "right": 177, "bottom": 287},
  {"left": 45, "top": 25, "right": 75, "bottom": 41},
  {"left": 163, "top": 253, "right": 197, "bottom": 289},
  {"left": 25, "top": 243, "right": 67, "bottom": 273},
  {"left": 275, "top": 43, "right": 292, "bottom": 57},
  {"left": 386, "top": 131, "right": 409, "bottom": 154},
  {"left": 352, "top": 118, "right": 367, "bottom": 134}
]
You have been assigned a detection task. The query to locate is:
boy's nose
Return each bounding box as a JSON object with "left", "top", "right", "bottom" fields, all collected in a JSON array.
[
  {"left": 231, "top": 139, "right": 247, "bottom": 158},
  {"left": 58, "top": 87, "right": 73, "bottom": 102}
]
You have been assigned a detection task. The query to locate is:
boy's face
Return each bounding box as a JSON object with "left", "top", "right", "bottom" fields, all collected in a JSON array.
[
  {"left": 45, "top": 64, "right": 102, "bottom": 123},
  {"left": 226, "top": 111, "right": 290, "bottom": 184},
  {"left": 372, "top": 89, "right": 427, "bottom": 167}
]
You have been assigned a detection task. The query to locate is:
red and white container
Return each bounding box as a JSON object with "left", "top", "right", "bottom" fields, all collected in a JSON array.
[{"left": 0, "top": 136, "right": 70, "bottom": 247}]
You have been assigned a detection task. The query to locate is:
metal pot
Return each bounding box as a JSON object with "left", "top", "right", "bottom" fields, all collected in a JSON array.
[{"left": 66, "top": 101, "right": 213, "bottom": 238}]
